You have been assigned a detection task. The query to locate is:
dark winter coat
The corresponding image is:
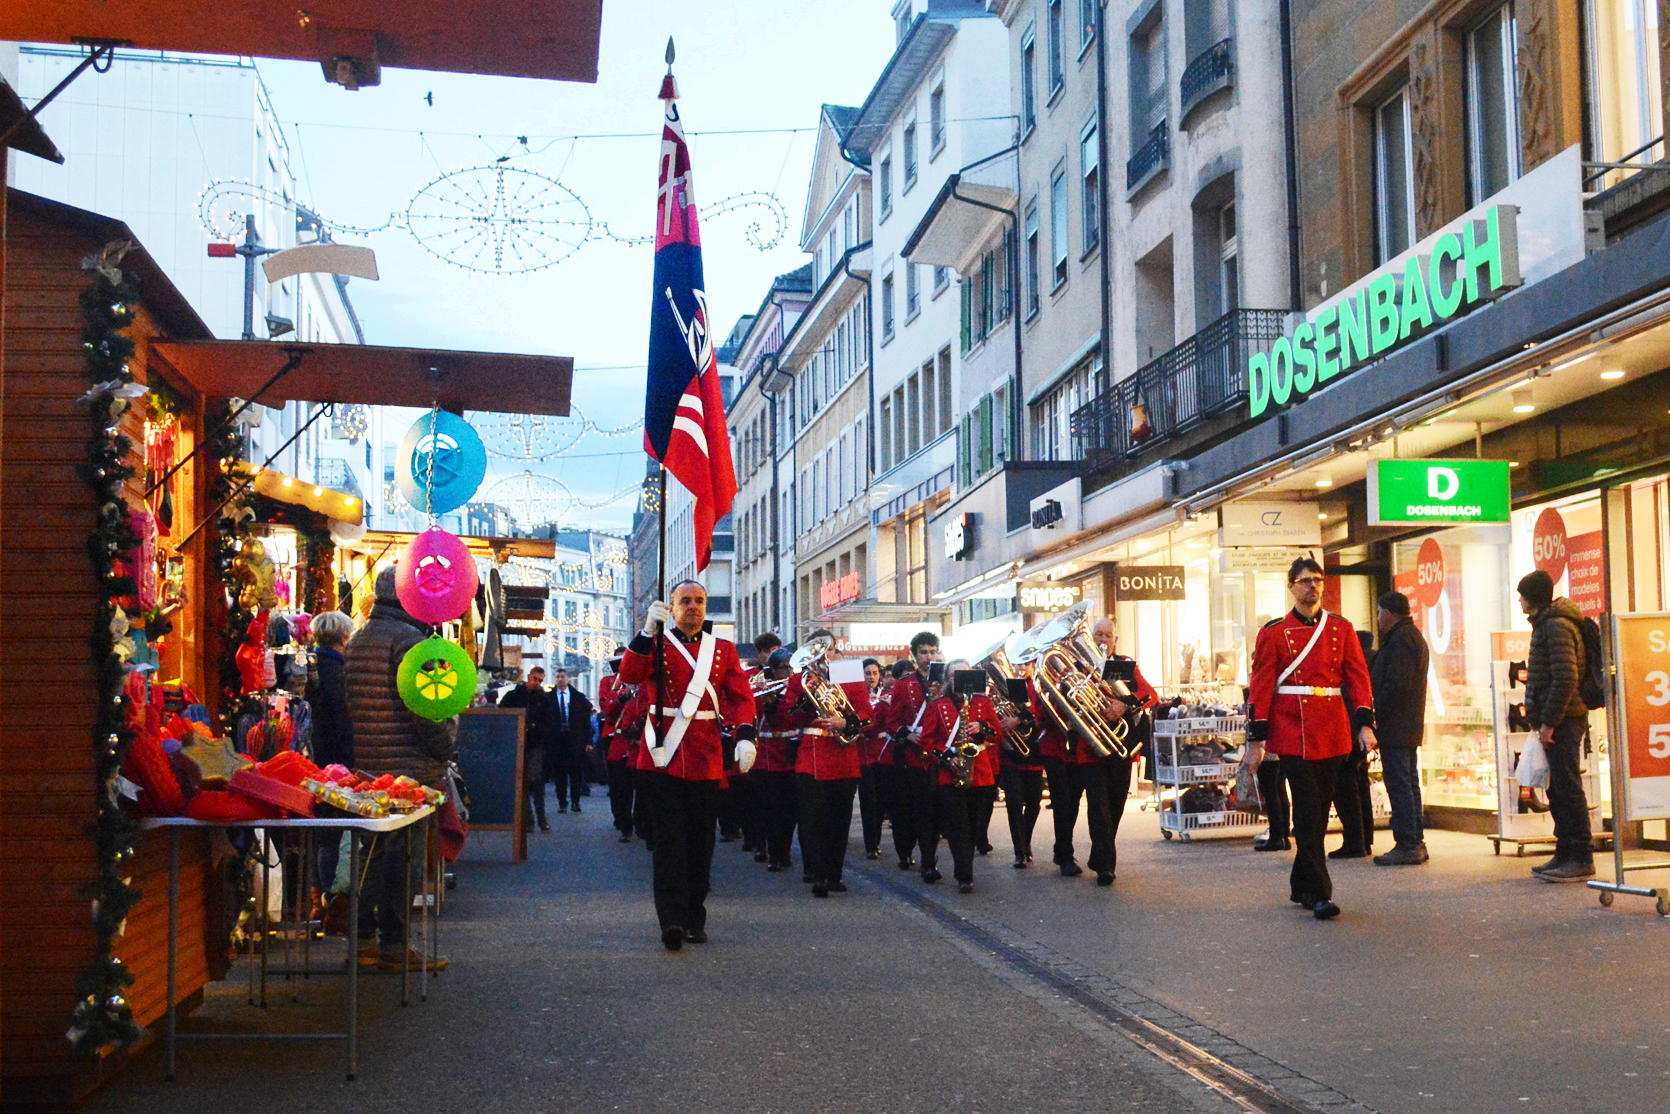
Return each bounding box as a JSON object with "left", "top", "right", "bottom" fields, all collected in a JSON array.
[
  {"left": 307, "top": 646, "right": 354, "bottom": 768},
  {"left": 498, "top": 683, "right": 553, "bottom": 785},
  {"left": 1369, "top": 617, "right": 1429, "bottom": 749},
  {"left": 344, "top": 596, "right": 456, "bottom": 784},
  {"left": 1526, "top": 597, "right": 1589, "bottom": 728}
]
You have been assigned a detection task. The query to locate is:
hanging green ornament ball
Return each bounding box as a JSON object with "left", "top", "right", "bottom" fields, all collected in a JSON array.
[{"left": 397, "top": 636, "right": 477, "bottom": 721}]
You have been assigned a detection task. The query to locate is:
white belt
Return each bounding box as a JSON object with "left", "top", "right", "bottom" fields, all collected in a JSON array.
[
  {"left": 1276, "top": 686, "right": 1341, "bottom": 696},
  {"left": 651, "top": 706, "right": 717, "bottom": 720},
  {"left": 758, "top": 731, "right": 795, "bottom": 739}
]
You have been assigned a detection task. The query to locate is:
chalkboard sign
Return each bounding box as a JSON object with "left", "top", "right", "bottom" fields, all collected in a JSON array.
[{"left": 455, "top": 708, "right": 527, "bottom": 861}]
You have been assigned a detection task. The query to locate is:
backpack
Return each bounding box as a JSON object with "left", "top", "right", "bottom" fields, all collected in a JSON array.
[{"left": 1562, "top": 614, "right": 1608, "bottom": 710}]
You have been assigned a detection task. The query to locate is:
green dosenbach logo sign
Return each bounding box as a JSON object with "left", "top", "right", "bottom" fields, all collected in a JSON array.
[
  {"left": 1367, "top": 459, "right": 1512, "bottom": 526},
  {"left": 1248, "top": 205, "right": 1522, "bottom": 418}
]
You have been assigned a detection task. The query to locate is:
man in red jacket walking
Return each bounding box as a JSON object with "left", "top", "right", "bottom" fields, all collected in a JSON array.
[
  {"left": 622, "top": 580, "right": 757, "bottom": 950},
  {"left": 1248, "top": 557, "right": 1376, "bottom": 920}
]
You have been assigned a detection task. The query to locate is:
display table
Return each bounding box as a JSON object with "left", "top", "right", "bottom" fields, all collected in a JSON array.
[{"left": 140, "top": 806, "right": 440, "bottom": 1081}]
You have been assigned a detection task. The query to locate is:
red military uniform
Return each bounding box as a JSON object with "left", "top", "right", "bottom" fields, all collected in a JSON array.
[
  {"left": 919, "top": 694, "right": 1002, "bottom": 788},
  {"left": 621, "top": 628, "right": 756, "bottom": 780},
  {"left": 860, "top": 685, "right": 892, "bottom": 768},
  {"left": 1248, "top": 610, "right": 1374, "bottom": 759},
  {"left": 885, "top": 671, "right": 934, "bottom": 769},
  {"left": 784, "top": 672, "right": 874, "bottom": 782}
]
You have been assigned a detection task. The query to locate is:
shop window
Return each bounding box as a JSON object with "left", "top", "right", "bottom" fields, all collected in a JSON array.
[
  {"left": 1466, "top": 3, "right": 1521, "bottom": 203},
  {"left": 1582, "top": 0, "right": 1664, "bottom": 188},
  {"left": 1374, "top": 85, "right": 1415, "bottom": 262}
]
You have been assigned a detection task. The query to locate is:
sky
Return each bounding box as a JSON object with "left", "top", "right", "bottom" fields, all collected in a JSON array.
[{"left": 253, "top": 0, "right": 901, "bottom": 533}]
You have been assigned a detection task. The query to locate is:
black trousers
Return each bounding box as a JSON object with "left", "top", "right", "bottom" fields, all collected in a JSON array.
[
  {"left": 607, "top": 758, "right": 636, "bottom": 834},
  {"left": 1547, "top": 718, "right": 1594, "bottom": 862},
  {"left": 646, "top": 773, "right": 720, "bottom": 933},
  {"left": 524, "top": 779, "right": 548, "bottom": 827},
  {"left": 857, "top": 765, "right": 886, "bottom": 855},
  {"left": 1044, "top": 758, "right": 1086, "bottom": 865},
  {"left": 355, "top": 832, "right": 412, "bottom": 949},
  {"left": 1257, "top": 759, "right": 1290, "bottom": 841},
  {"left": 1330, "top": 750, "right": 1374, "bottom": 852},
  {"left": 729, "top": 772, "right": 762, "bottom": 849},
  {"left": 796, "top": 774, "right": 859, "bottom": 883},
  {"left": 550, "top": 751, "right": 586, "bottom": 809},
  {"left": 875, "top": 764, "right": 916, "bottom": 862},
  {"left": 973, "top": 784, "right": 997, "bottom": 852},
  {"left": 716, "top": 778, "right": 743, "bottom": 838},
  {"left": 1001, "top": 767, "right": 1044, "bottom": 860},
  {"left": 933, "top": 784, "right": 980, "bottom": 884},
  {"left": 633, "top": 766, "right": 656, "bottom": 848},
  {"left": 1283, "top": 754, "right": 1347, "bottom": 904},
  {"left": 899, "top": 765, "right": 939, "bottom": 871},
  {"left": 759, "top": 770, "right": 799, "bottom": 867},
  {"left": 1081, "top": 758, "right": 1134, "bottom": 875}
]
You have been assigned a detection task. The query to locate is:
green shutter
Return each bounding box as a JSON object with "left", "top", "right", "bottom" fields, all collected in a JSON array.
[{"left": 960, "top": 280, "right": 972, "bottom": 354}]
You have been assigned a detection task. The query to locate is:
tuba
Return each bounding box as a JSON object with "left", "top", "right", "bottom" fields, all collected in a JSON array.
[
  {"left": 1010, "top": 602, "right": 1134, "bottom": 760},
  {"left": 790, "top": 635, "right": 863, "bottom": 744},
  {"left": 976, "top": 635, "right": 1035, "bottom": 758}
]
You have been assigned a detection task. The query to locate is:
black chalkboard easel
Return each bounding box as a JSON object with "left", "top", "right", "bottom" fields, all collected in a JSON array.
[{"left": 456, "top": 707, "right": 527, "bottom": 861}]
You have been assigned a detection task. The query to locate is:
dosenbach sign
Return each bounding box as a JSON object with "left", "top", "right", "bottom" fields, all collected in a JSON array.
[
  {"left": 1367, "top": 459, "right": 1511, "bottom": 526},
  {"left": 1248, "top": 205, "right": 1522, "bottom": 418}
]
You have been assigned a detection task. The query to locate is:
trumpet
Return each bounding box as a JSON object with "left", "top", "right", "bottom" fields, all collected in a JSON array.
[
  {"left": 977, "top": 636, "right": 1035, "bottom": 758},
  {"left": 790, "top": 635, "right": 863, "bottom": 744},
  {"left": 1010, "top": 602, "right": 1135, "bottom": 760},
  {"left": 750, "top": 671, "right": 789, "bottom": 700}
]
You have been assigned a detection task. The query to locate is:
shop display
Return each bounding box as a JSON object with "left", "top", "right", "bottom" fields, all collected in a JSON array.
[
  {"left": 396, "top": 409, "right": 487, "bottom": 515},
  {"left": 395, "top": 527, "right": 479, "bottom": 624},
  {"left": 1151, "top": 706, "right": 1261, "bottom": 840},
  {"left": 398, "top": 635, "right": 479, "bottom": 721}
]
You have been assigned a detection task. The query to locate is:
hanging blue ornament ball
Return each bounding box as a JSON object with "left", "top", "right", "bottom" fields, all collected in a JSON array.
[{"left": 396, "top": 411, "right": 486, "bottom": 515}]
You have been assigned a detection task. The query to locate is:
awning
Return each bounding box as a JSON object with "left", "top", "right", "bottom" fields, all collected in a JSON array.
[
  {"left": 1, "top": 2, "right": 604, "bottom": 84},
  {"left": 0, "top": 77, "right": 63, "bottom": 163},
  {"left": 149, "top": 340, "right": 572, "bottom": 416},
  {"left": 902, "top": 151, "right": 1019, "bottom": 271},
  {"left": 239, "top": 464, "right": 364, "bottom": 524},
  {"left": 348, "top": 530, "right": 557, "bottom": 561}
]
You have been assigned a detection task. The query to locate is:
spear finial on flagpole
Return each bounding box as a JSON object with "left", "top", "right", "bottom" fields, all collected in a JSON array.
[{"left": 660, "top": 37, "right": 678, "bottom": 100}]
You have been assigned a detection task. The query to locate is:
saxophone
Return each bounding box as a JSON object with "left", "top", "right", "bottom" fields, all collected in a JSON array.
[{"left": 943, "top": 711, "right": 987, "bottom": 788}]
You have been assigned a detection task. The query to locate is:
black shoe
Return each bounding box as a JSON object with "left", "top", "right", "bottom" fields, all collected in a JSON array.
[
  {"left": 538, "top": 821, "right": 551, "bottom": 832},
  {"left": 1253, "top": 838, "right": 1290, "bottom": 852},
  {"left": 1291, "top": 893, "right": 1317, "bottom": 906},
  {"left": 571, "top": 802, "right": 581, "bottom": 814},
  {"left": 1059, "top": 861, "right": 1083, "bottom": 877},
  {"left": 1313, "top": 900, "right": 1341, "bottom": 920},
  {"left": 558, "top": 805, "right": 568, "bottom": 813},
  {"left": 754, "top": 851, "right": 770, "bottom": 863},
  {"left": 865, "top": 850, "right": 881, "bottom": 860},
  {"left": 827, "top": 880, "right": 847, "bottom": 893},
  {"left": 618, "top": 832, "right": 633, "bottom": 843},
  {"left": 922, "top": 868, "right": 942, "bottom": 883},
  {"left": 661, "top": 926, "right": 684, "bottom": 951},
  {"left": 898, "top": 857, "right": 916, "bottom": 870},
  {"left": 1328, "top": 847, "right": 1368, "bottom": 860},
  {"left": 811, "top": 880, "right": 829, "bottom": 898},
  {"left": 684, "top": 927, "right": 707, "bottom": 944},
  {"left": 1013, "top": 857, "right": 1028, "bottom": 869},
  {"left": 958, "top": 881, "right": 974, "bottom": 894},
  {"left": 767, "top": 863, "right": 782, "bottom": 873},
  {"left": 977, "top": 843, "right": 993, "bottom": 856},
  {"left": 1096, "top": 871, "right": 1115, "bottom": 886}
]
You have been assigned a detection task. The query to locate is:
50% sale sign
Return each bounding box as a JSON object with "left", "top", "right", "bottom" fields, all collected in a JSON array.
[{"left": 1590, "top": 614, "right": 1670, "bottom": 915}]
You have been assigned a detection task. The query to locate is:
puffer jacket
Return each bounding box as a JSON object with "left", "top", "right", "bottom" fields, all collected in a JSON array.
[
  {"left": 1526, "top": 597, "right": 1588, "bottom": 728},
  {"left": 344, "top": 595, "right": 456, "bottom": 784}
]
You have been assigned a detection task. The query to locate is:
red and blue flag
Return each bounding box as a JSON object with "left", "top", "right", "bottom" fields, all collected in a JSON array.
[{"left": 643, "top": 64, "right": 736, "bottom": 572}]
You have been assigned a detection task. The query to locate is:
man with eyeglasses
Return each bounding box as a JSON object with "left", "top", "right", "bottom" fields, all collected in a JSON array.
[{"left": 1248, "top": 557, "right": 1376, "bottom": 921}]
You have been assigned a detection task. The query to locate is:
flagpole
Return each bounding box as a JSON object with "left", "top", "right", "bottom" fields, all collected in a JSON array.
[{"left": 652, "top": 36, "right": 677, "bottom": 737}]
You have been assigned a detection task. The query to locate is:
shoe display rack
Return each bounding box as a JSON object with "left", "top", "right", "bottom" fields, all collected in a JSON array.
[{"left": 1151, "top": 712, "right": 1262, "bottom": 840}]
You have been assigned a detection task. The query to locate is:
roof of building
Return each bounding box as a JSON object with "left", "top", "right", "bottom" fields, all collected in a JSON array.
[{"left": 845, "top": 2, "right": 992, "bottom": 160}]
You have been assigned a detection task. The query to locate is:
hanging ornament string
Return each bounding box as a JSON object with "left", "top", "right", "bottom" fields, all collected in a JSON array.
[{"left": 425, "top": 403, "right": 441, "bottom": 529}]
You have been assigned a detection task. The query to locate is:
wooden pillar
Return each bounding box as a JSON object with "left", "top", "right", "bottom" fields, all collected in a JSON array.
[{"left": 1, "top": 142, "right": 10, "bottom": 1088}]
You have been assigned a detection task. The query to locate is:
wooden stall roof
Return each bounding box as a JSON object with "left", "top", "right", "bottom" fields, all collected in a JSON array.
[
  {"left": 1, "top": 77, "right": 64, "bottom": 163},
  {"left": 351, "top": 530, "right": 558, "bottom": 561},
  {"left": 0, "top": 1, "right": 604, "bottom": 83},
  {"left": 149, "top": 340, "right": 573, "bottom": 417}
]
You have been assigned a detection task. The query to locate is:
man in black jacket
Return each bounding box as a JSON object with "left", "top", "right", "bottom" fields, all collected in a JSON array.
[
  {"left": 1371, "top": 591, "right": 1431, "bottom": 865},
  {"left": 499, "top": 668, "right": 554, "bottom": 830},
  {"left": 1518, "top": 570, "right": 1595, "bottom": 881},
  {"left": 548, "top": 667, "right": 595, "bottom": 814}
]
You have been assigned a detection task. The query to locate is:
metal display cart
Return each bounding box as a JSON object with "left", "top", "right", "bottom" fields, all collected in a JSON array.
[{"left": 1151, "top": 713, "right": 1262, "bottom": 840}]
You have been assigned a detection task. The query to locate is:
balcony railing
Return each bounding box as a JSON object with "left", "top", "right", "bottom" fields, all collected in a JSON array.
[
  {"left": 1069, "top": 308, "right": 1286, "bottom": 465},
  {"left": 1179, "top": 38, "right": 1234, "bottom": 123},
  {"left": 1126, "top": 120, "right": 1170, "bottom": 191}
]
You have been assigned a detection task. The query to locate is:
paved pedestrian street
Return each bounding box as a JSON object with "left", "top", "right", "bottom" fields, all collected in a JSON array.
[{"left": 88, "top": 801, "right": 1670, "bottom": 1114}]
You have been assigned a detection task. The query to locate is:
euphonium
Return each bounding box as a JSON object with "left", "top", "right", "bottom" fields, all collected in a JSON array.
[
  {"left": 976, "top": 636, "right": 1035, "bottom": 758},
  {"left": 790, "top": 635, "right": 863, "bottom": 743},
  {"left": 1012, "top": 602, "right": 1134, "bottom": 760}
]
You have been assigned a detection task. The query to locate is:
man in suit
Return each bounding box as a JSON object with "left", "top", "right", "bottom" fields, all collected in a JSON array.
[{"left": 548, "top": 667, "right": 595, "bottom": 815}]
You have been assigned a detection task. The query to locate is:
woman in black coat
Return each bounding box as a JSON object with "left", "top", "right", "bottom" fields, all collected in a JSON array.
[{"left": 308, "top": 610, "right": 356, "bottom": 769}]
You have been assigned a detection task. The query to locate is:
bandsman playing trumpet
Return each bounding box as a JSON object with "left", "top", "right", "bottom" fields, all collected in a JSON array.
[{"left": 754, "top": 647, "right": 801, "bottom": 873}]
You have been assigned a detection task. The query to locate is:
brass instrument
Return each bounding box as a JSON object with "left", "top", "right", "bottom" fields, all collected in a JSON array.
[
  {"left": 790, "top": 635, "right": 863, "bottom": 744},
  {"left": 943, "top": 710, "right": 987, "bottom": 787},
  {"left": 750, "top": 671, "right": 789, "bottom": 701},
  {"left": 1010, "top": 602, "right": 1135, "bottom": 760},
  {"left": 976, "top": 635, "right": 1035, "bottom": 758}
]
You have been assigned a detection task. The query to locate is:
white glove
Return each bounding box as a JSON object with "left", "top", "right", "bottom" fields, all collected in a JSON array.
[
  {"left": 641, "top": 600, "right": 671, "bottom": 637},
  {"left": 734, "top": 738, "right": 757, "bottom": 774}
]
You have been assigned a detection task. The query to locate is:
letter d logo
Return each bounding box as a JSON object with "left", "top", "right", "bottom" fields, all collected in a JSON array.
[{"left": 1428, "top": 467, "right": 1459, "bottom": 501}]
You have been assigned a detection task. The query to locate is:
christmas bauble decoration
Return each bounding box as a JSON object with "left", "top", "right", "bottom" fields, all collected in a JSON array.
[
  {"left": 394, "top": 528, "right": 478, "bottom": 624},
  {"left": 396, "top": 411, "right": 486, "bottom": 516},
  {"left": 397, "top": 636, "right": 477, "bottom": 721}
]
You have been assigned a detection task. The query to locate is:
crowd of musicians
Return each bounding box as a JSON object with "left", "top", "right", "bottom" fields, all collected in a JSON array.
[{"left": 586, "top": 555, "right": 1376, "bottom": 951}]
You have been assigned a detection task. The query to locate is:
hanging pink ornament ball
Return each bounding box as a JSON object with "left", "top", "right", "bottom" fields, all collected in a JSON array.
[{"left": 394, "top": 528, "right": 479, "bottom": 624}]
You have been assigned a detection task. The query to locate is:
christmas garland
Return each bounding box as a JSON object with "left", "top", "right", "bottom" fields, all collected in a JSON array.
[
  {"left": 68, "top": 247, "right": 145, "bottom": 1054},
  {"left": 209, "top": 409, "right": 255, "bottom": 733}
]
